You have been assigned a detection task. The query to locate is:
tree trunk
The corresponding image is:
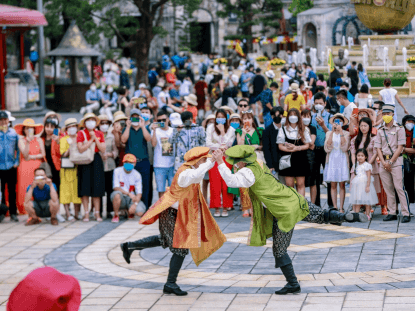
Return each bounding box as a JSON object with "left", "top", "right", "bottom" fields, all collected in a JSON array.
[
  {"left": 135, "top": 20, "right": 154, "bottom": 86},
  {"left": 243, "top": 13, "right": 253, "bottom": 53}
]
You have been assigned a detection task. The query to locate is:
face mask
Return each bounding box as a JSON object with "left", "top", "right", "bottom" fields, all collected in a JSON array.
[
  {"left": 184, "top": 120, "right": 192, "bottom": 128},
  {"left": 67, "top": 127, "right": 77, "bottom": 136},
  {"left": 90, "top": 86, "right": 96, "bottom": 92},
  {"left": 230, "top": 122, "right": 240, "bottom": 129},
  {"left": 139, "top": 103, "right": 147, "bottom": 109},
  {"left": 288, "top": 116, "right": 298, "bottom": 124},
  {"left": 141, "top": 113, "right": 151, "bottom": 122},
  {"left": 406, "top": 123, "right": 415, "bottom": 131},
  {"left": 273, "top": 116, "right": 282, "bottom": 124},
  {"left": 131, "top": 122, "right": 140, "bottom": 127},
  {"left": 383, "top": 115, "right": 393, "bottom": 124},
  {"left": 216, "top": 118, "right": 226, "bottom": 125},
  {"left": 303, "top": 118, "right": 311, "bottom": 126},
  {"left": 227, "top": 113, "right": 230, "bottom": 119},
  {"left": 314, "top": 104, "right": 324, "bottom": 111},
  {"left": 100, "top": 124, "right": 109, "bottom": 132},
  {"left": 0, "top": 124, "right": 8, "bottom": 133},
  {"left": 85, "top": 120, "right": 96, "bottom": 130},
  {"left": 108, "top": 87, "right": 113, "bottom": 93},
  {"left": 281, "top": 118, "right": 286, "bottom": 125},
  {"left": 123, "top": 163, "right": 134, "bottom": 172}
]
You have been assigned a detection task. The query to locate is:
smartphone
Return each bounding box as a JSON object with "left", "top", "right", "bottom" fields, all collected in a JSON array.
[
  {"left": 131, "top": 97, "right": 146, "bottom": 105},
  {"left": 352, "top": 108, "right": 359, "bottom": 117},
  {"left": 131, "top": 117, "right": 140, "bottom": 123},
  {"left": 155, "top": 122, "right": 162, "bottom": 128},
  {"left": 53, "top": 128, "right": 59, "bottom": 136}
]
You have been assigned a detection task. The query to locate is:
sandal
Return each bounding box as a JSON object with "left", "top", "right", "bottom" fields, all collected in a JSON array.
[
  {"left": 83, "top": 215, "right": 89, "bottom": 222},
  {"left": 214, "top": 210, "right": 221, "bottom": 217},
  {"left": 221, "top": 210, "right": 228, "bottom": 217},
  {"left": 242, "top": 211, "right": 250, "bottom": 218},
  {"left": 94, "top": 211, "right": 103, "bottom": 222}
]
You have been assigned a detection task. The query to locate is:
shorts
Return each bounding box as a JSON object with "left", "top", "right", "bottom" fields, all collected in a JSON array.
[
  {"left": 154, "top": 167, "right": 174, "bottom": 192},
  {"left": 33, "top": 200, "right": 51, "bottom": 218},
  {"left": 110, "top": 191, "right": 146, "bottom": 214}
]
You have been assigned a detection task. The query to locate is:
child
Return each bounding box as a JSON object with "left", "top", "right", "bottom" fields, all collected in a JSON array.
[{"left": 349, "top": 148, "right": 378, "bottom": 219}]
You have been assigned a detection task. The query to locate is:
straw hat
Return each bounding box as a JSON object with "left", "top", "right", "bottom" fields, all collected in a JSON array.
[
  {"left": 114, "top": 114, "right": 128, "bottom": 123},
  {"left": 184, "top": 147, "right": 212, "bottom": 166},
  {"left": 98, "top": 114, "right": 112, "bottom": 124},
  {"left": 221, "top": 105, "right": 235, "bottom": 114},
  {"left": 43, "top": 111, "right": 62, "bottom": 124},
  {"left": 329, "top": 113, "right": 349, "bottom": 126},
  {"left": 63, "top": 118, "right": 78, "bottom": 131},
  {"left": 205, "top": 114, "right": 215, "bottom": 121},
  {"left": 229, "top": 113, "right": 242, "bottom": 121},
  {"left": 15, "top": 119, "right": 43, "bottom": 136},
  {"left": 184, "top": 94, "right": 198, "bottom": 106},
  {"left": 113, "top": 111, "right": 126, "bottom": 119},
  {"left": 289, "top": 83, "right": 299, "bottom": 92},
  {"left": 79, "top": 113, "right": 100, "bottom": 128}
]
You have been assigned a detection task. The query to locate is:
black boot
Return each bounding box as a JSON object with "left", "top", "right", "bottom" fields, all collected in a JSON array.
[
  {"left": 120, "top": 235, "right": 161, "bottom": 264},
  {"left": 163, "top": 254, "right": 188, "bottom": 296},
  {"left": 324, "top": 209, "right": 368, "bottom": 225},
  {"left": 275, "top": 263, "right": 301, "bottom": 295}
]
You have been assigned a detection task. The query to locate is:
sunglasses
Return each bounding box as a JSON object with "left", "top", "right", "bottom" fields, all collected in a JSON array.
[
  {"left": 239, "top": 104, "right": 249, "bottom": 108},
  {"left": 158, "top": 118, "right": 167, "bottom": 122}
]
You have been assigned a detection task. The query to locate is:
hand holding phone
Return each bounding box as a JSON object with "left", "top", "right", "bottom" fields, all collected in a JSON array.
[{"left": 53, "top": 128, "right": 59, "bottom": 136}]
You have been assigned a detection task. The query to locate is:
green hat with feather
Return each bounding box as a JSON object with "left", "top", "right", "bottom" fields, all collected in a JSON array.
[{"left": 225, "top": 145, "right": 257, "bottom": 165}]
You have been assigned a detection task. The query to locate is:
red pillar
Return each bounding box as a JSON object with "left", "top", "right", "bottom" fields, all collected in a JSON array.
[
  {"left": 0, "top": 30, "right": 5, "bottom": 110},
  {"left": 20, "top": 32, "right": 24, "bottom": 70}
]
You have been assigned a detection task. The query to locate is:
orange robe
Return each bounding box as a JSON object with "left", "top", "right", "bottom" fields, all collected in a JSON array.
[{"left": 140, "top": 164, "right": 226, "bottom": 266}]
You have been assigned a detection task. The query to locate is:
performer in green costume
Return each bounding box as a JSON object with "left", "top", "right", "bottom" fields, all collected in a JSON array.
[{"left": 212, "top": 145, "right": 368, "bottom": 295}]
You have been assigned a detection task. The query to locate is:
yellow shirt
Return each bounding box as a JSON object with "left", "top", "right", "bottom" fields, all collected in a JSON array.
[{"left": 284, "top": 93, "right": 305, "bottom": 111}]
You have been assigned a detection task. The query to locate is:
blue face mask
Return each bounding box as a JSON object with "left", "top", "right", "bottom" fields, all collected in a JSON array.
[
  {"left": 227, "top": 113, "right": 230, "bottom": 119},
  {"left": 216, "top": 118, "right": 226, "bottom": 125},
  {"left": 123, "top": 163, "right": 134, "bottom": 172},
  {"left": 139, "top": 103, "right": 147, "bottom": 109},
  {"left": 230, "top": 122, "right": 240, "bottom": 129},
  {"left": 141, "top": 113, "right": 151, "bottom": 122},
  {"left": 159, "top": 122, "right": 165, "bottom": 128}
]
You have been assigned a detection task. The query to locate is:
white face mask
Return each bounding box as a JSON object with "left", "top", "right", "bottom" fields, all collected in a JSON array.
[
  {"left": 281, "top": 118, "right": 286, "bottom": 125},
  {"left": 107, "top": 87, "right": 113, "bottom": 93},
  {"left": 314, "top": 104, "right": 324, "bottom": 111},
  {"left": 131, "top": 122, "right": 140, "bottom": 127},
  {"left": 85, "top": 120, "right": 96, "bottom": 130},
  {"left": 303, "top": 118, "right": 311, "bottom": 126},
  {"left": 99, "top": 124, "right": 109, "bottom": 132},
  {"left": 289, "top": 116, "right": 298, "bottom": 124},
  {"left": 90, "top": 86, "right": 97, "bottom": 92},
  {"left": 67, "top": 127, "right": 77, "bottom": 136},
  {"left": 406, "top": 123, "right": 415, "bottom": 131}
]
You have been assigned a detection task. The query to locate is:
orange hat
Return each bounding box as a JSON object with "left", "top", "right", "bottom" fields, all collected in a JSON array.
[
  {"left": 14, "top": 119, "right": 44, "bottom": 136},
  {"left": 123, "top": 153, "right": 137, "bottom": 163},
  {"left": 184, "top": 147, "right": 212, "bottom": 166}
]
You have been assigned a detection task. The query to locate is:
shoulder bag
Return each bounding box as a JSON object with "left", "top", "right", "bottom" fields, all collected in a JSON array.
[
  {"left": 69, "top": 131, "right": 95, "bottom": 165},
  {"left": 279, "top": 127, "right": 296, "bottom": 170}
]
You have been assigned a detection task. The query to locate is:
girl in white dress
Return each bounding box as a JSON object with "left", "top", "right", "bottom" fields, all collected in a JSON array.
[{"left": 350, "top": 148, "right": 378, "bottom": 219}]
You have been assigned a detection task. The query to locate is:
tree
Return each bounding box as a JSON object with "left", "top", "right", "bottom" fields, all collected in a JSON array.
[
  {"left": 217, "top": 0, "right": 283, "bottom": 53},
  {"left": 288, "top": 0, "right": 314, "bottom": 17}
]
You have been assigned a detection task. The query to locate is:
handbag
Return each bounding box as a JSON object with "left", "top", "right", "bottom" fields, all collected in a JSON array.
[
  {"left": 279, "top": 127, "right": 295, "bottom": 170},
  {"left": 61, "top": 157, "right": 75, "bottom": 169},
  {"left": 69, "top": 131, "right": 95, "bottom": 165}
]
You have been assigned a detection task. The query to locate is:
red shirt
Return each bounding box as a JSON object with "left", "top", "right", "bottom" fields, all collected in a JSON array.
[
  {"left": 186, "top": 106, "right": 198, "bottom": 123},
  {"left": 77, "top": 129, "right": 105, "bottom": 153},
  {"left": 405, "top": 129, "right": 413, "bottom": 148},
  {"left": 195, "top": 81, "right": 207, "bottom": 95}
]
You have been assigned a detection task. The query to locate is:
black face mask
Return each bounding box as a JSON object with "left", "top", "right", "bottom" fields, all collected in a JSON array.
[
  {"left": 184, "top": 120, "right": 192, "bottom": 128},
  {"left": 273, "top": 116, "right": 282, "bottom": 124}
]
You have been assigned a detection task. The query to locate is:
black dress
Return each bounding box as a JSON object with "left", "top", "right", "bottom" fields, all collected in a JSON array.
[
  {"left": 45, "top": 140, "right": 60, "bottom": 194},
  {"left": 279, "top": 127, "right": 310, "bottom": 177},
  {"left": 78, "top": 152, "right": 105, "bottom": 197}
]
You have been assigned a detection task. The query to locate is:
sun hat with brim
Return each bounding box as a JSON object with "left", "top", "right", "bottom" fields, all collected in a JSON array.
[
  {"left": 63, "top": 118, "right": 78, "bottom": 131},
  {"left": 43, "top": 111, "right": 62, "bottom": 124},
  {"left": 225, "top": 145, "right": 257, "bottom": 165},
  {"left": 114, "top": 114, "right": 128, "bottom": 123},
  {"left": 123, "top": 154, "right": 137, "bottom": 163},
  {"left": 265, "top": 70, "right": 275, "bottom": 78},
  {"left": 79, "top": 113, "right": 100, "bottom": 128},
  {"left": 229, "top": 113, "right": 242, "bottom": 121},
  {"left": 7, "top": 267, "right": 81, "bottom": 311},
  {"left": 113, "top": 111, "right": 125, "bottom": 118},
  {"left": 329, "top": 113, "right": 349, "bottom": 126},
  {"left": 184, "top": 147, "right": 212, "bottom": 166},
  {"left": 221, "top": 105, "right": 235, "bottom": 114},
  {"left": 14, "top": 119, "right": 44, "bottom": 136},
  {"left": 357, "top": 108, "right": 376, "bottom": 120},
  {"left": 98, "top": 114, "right": 112, "bottom": 124},
  {"left": 184, "top": 94, "right": 198, "bottom": 106},
  {"left": 289, "top": 83, "right": 299, "bottom": 91},
  {"left": 382, "top": 104, "right": 395, "bottom": 113}
]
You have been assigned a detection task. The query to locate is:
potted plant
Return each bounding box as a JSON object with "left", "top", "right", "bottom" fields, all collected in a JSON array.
[
  {"left": 407, "top": 57, "right": 415, "bottom": 68},
  {"left": 270, "top": 58, "right": 286, "bottom": 70}
]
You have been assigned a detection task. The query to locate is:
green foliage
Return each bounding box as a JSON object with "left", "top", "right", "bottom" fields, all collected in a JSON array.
[
  {"left": 288, "top": 0, "right": 313, "bottom": 17},
  {"left": 217, "top": 0, "right": 283, "bottom": 48},
  {"left": 368, "top": 72, "right": 408, "bottom": 87}
]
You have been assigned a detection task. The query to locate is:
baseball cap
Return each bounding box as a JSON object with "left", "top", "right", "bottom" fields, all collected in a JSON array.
[
  {"left": 170, "top": 112, "right": 183, "bottom": 127},
  {"left": 139, "top": 83, "right": 147, "bottom": 89},
  {"left": 175, "top": 80, "right": 182, "bottom": 86},
  {"left": 0, "top": 111, "right": 8, "bottom": 119},
  {"left": 130, "top": 108, "right": 141, "bottom": 116},
  {"left": 123, "top": 154, "right": 137, "bottom": 163}
]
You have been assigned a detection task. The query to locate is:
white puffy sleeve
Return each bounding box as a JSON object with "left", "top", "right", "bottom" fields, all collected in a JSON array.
[
  {"left": 217, "top": 163, "right": 255, "bottom": 188},
  {"left": 364, "top": 162, "right": 373, "bottom": 171},
  {"left": 177, "top": 159, "right": 215, "bottom": 188},
  {"left": 304, "top": 127, "right": 312, "bottom": 143},
  {"left": 205, "top": 124, "right": 221, "bottom": 149},
  {"left": 277, "top": 126, "right": 286, "bottom": 144}
]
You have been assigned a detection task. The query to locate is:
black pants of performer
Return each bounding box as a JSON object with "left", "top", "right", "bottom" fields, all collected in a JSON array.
[
  {"left": 272, "top": 201, "right": 325, "bottom": 267},
  {"left": 149, "top": 165, "right": 154, "bottom": 207},
  {"left": 0, "top": 168, "right": 17, "bottom": 216},
  {"left": 314, "top": 147, "right": 333, "bottom": 207},
  {"left": 101, "top": 170, "right": 114, "bottom": 217}
]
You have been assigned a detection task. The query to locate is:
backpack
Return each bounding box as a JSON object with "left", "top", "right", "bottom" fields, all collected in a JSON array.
[{"left": 201, "top": 63, "right": 208, "bottom": 75}]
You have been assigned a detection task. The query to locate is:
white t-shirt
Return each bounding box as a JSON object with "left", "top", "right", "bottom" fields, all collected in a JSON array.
[
  {"left": 179, "top": 80, "right": 192, "bottom": 97},
  {"left": 112, "top": 167, "right": 142, "bottom": 194},
  {"left": 152, "top": 127, "right": 174, "bottom": 168},
  {"left": 343, "top": 102, "right": 357, "bottom": 122},
  {"left": 379, "top": 88, "right": 397, "bottom": 106},
  {"left": 157, "top": 91, "right": 170, "bottom": 109}
]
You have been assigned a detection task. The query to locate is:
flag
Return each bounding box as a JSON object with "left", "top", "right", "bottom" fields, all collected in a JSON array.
[
  {"left": 328, "top": 49, "right": 335, "bottom": 73},
  {"left": 235, "top": 42, "right": 245, "bottom": 57}
]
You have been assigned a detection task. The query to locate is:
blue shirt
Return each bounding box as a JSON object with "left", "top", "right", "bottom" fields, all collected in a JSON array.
[
  {"left": 0, "top": 128, "right": 20, "bottom": 170},
  {"left": 133, "top": 90, "right": 147, "bottom": 98},
  {"left": 27, "top": 183, "right": 57, "bottom": 201},
  {"left": 311, "top": 110, "right": 332, "bottom": 147},
  {"left": 240, "top": 72, "right": 254, "bottom": 92},
  {"left": 85, "top": 90, "right": 102, "bottom": 102},
  {"left": 102, "top": 91, "right": 118, "bottom": 105},
  {"left": 148, "top": 70, "right": 158, "bottom": 84},
  {"left": 255, "top": 89, "right": 274, "bottom": 115},
  {"left": 169, "top": 89, "right": 180, "bottom": 100},
  {"left": 123, "top": 127, "right": 148, "bottom": 160}
]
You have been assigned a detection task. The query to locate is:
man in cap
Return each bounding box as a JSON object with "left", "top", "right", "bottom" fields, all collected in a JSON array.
[
  {"left": 133, "top": 83, "right": 148, "bottom": 98},
  {"left": 120, "top": 147, "right": 226, "bottom": 296},
  {"left": 0, "top": 110, "right": 19, "bottom": 222},
  {"left": 375, "top": 104, "right": 411, "bottom": 223},
  {"left": 212, "top": 146, "right": 368, "bottom": 295}
]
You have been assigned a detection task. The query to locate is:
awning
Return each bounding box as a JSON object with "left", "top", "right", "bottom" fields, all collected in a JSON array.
[{"left": 0, "top": 4, "right": 48, "bottom": 27}]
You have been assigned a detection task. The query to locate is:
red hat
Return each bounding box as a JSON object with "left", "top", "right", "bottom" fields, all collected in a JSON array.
[{"left": 7, "top": 267, "right": 81, "bottom": 311}]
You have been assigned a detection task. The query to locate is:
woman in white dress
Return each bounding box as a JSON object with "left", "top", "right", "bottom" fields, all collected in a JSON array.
[
  {"left": 379, "top": 78, "right": 408, "bottom": 121},
  {"left": 354, "top": 84, "right": 372, "bottom": 108},
  {"left": 324, "top": 113, "right": 350, "bottom": 213}
]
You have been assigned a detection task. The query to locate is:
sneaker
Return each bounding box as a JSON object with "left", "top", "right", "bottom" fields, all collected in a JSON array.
[
  {"left": 111, "top": 216, "right": 119, "bottom": 223},
  {"left": 10, "top": 214, "right": 18, "bottom": 222},
  {"left": 0, "top": 215, "right": 5, "bottom": 223},
  {"left": 56, "top": 214, "right": 66, "bottom": 223},
  {"left": 80, "top": 107, "right": 86, "bottom": 115},
  {"left": 67, "top": 215, "right": 75, "bottom": 222}
]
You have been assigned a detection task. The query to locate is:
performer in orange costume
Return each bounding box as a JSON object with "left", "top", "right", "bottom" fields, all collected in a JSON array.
[{"left": 120, "top": 147, "right": 226, "bottom": 296}]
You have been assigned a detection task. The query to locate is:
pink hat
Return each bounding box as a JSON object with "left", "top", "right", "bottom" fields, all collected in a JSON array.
[{"left": 7, "top": 267, "right": 81, "bottom": 311}]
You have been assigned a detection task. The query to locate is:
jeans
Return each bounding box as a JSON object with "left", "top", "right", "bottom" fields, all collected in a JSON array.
[
  {"left": 263, "top": 112, "right": 273, "bottom": 129},
  {"left": 154, "top": 166, "right": 174, "bottom": 193}
]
